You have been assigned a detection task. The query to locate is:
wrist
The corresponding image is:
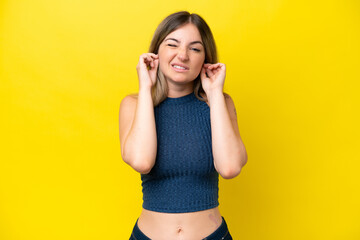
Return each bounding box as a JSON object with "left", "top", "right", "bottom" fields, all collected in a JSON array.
[
  {"left": 206, "top": 89, "right": 224, "bottom": 105},
  {"left": 139, "top": 84, "right": 152, "bottom": 93},
  {"left": 138, "top": 87, "right": 153, "bottom": 98}
]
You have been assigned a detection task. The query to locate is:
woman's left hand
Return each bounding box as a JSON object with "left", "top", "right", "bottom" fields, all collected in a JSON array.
[{"left": 200, "top": 63, "right": 226, "bottom": 97}]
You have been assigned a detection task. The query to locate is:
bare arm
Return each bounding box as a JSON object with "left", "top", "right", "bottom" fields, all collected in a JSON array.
[
  {"left": 208, "top": 91, "right": 248, "bottom": 179},
  {"left": 118, "top": 53, "right": 159, "bottom": 174},
  {"left": 201, "top": 63, "right": 248, "bottom": 179}
]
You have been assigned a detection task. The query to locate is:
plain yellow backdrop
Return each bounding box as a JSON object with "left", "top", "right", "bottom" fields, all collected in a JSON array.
[{"left": 1, "top": 0, "right": 359, "bottom": 239}]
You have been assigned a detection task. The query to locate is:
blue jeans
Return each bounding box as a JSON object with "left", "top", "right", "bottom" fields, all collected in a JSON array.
[{"left": 129, "top": 216, "right": 232, "bottom": 240}]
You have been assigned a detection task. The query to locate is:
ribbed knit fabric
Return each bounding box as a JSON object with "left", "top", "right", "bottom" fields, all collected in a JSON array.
[{"left": 141, "top": 92, "right": 219, "bottom": 213}]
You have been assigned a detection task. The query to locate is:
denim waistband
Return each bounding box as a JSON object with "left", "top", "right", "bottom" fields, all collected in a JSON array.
[{"left": 130, "top": 216, "right": 231, "bottom": 240}]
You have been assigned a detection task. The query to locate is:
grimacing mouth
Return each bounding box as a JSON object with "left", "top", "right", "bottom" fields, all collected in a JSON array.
[{"left": 171, "top": 63, "right": 189, "bottom": 70}]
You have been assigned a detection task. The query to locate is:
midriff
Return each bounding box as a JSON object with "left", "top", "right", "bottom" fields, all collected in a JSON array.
[{"left": 137, "top": 207, "right": 222, "bottom": 240}]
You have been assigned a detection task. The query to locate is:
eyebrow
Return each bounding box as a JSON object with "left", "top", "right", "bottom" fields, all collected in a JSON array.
[{"left": 164, "top": 38, "right": 203, "bottom": 46}]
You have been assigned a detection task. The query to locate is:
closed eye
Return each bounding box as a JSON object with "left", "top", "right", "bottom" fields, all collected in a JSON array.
[
  {"left": 167, "top": 44, "right": 177, "bottom": 47},
  {"left": 191, "top": 48, "right": 201, "bottom": 52}
]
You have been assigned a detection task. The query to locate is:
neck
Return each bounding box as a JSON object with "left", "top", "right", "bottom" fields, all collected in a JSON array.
[{"left": 166, "top": 81, "right": 194, "bottom": 98}]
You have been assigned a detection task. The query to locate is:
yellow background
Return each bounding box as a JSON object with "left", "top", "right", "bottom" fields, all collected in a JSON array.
[{"left": 1, "top": 0, "right": 359, "bottom": 239}]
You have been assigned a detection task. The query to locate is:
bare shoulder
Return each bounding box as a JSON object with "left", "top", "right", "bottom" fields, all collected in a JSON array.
[
  {"left": 119, "top": 93, "right": 139, "bottom": 123},
  {"left": 119, "top": 94, "right": 138, "bottom": 137},
  {"left": 119, "top": 94, "right": 138, "bottom": 152},
  {"left": 121, "top": 93, "right": 138, "bottom": 103},
  {"left": 120, "top": 93, "right": 138, "bottom": 109}
]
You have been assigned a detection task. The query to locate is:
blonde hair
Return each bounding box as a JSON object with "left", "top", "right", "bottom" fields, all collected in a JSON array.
[{"left": 149, "top": 11, "right": 218, "bottom": 106}]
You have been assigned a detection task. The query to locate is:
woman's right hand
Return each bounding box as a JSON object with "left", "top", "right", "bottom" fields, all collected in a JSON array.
[{"left": 136, "top": 53, "right": 159, "bottom": 90}]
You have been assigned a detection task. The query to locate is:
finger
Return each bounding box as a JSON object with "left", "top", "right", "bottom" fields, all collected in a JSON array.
[
  {"left": 206, "top": 68, "right": 214, "bottom": 78},
  {"left": 206, "top": 64, "right": 214, "bottom": 69},
  {"left": 151, "top": 60, "right": 159, "bottom": 80},
  {"left": 212, "top": 63, "right": 226, "bottom": 69},
  {"left": 141, "top": 53, "right": 153, "bottom": 62},
  {"left": 144, "top": 56, "right": 155, "bottom": 68},
  {"left": 145, "top": 55, "right": 153, "bottom": 63},
  {"left": 139, "top": 56, "right": 148, "bottom": 68},
  {"left": 154, "top": 58, "right": 159, "bottom": 68},
  {"left": 209, "top": 63, "right": 222, "bottom": 70},
  {"left": 200, "top": 67, "right": 207, "bottom": 80},
  {"left": 203, "top": 63, "right": 211, "bottom": 68},
  {"left": 206, "top": 64, "right": 218, "bottom": 71},
  {"left": 142, "top": 53, "right": 157, "bottom": 58},
  {"left": 145, "top": 53, "right": 159, "bottom": 62},
  {"left": 139, "top": 53, "right": 159, "bottom": 70},
  {"left": 147, "top": 53, "right": 158, "bottom": 58},
  {"left": 140, "top": 55, "right": 149, "bottom": 65},
  {"left": 140, "top": 53, "right": 150, "bottom": 61},
  {"left": 151, "top": 59, "right": 159, "bottom": 69}
]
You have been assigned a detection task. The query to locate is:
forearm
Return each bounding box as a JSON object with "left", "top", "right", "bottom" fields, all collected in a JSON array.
[
  {"left": 208, "top": 90, "right": 247, "bottom": 178},
  {"left": 123, "top": 89, "right": 157, "bottom": 173}
]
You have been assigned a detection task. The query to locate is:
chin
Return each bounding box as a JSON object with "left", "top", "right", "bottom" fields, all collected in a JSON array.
[
  {"left": 169, "top": 77, "right": 196, "bottom": 85},
  {"left": 166, "top": 73, "right": 198, "bottom": 83}
]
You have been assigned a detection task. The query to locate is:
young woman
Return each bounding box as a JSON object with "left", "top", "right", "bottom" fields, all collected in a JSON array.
[{"left": 119, "top": 11, "right": 248, "bottom": 240}]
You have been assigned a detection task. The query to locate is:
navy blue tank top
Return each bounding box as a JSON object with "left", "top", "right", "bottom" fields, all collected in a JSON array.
[{"left": 141, "top": 92, "right": 219, "bottom": 213}]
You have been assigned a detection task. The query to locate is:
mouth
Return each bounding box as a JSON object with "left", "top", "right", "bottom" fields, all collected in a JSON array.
[{"left": 171, "top": 63, "right": 189, "bottom": 72}]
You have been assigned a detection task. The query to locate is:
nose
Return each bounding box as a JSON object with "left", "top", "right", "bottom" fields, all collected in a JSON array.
[{"left": 177, "top": 47, "right": 189, "bottom": 61}]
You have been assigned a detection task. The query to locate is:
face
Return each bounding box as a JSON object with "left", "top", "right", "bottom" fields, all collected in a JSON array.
[{"left": 158, "top": 23, "right": 205, "bottom": 85}]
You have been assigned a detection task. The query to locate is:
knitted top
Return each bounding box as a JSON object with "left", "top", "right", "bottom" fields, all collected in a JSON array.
[{"left": 141, "top": 92, "right": 219, "bottom": 213}]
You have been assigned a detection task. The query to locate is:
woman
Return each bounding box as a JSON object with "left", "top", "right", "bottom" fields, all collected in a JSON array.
[{"left": 119, "top": 11, "right": 248, "bottom": 240}]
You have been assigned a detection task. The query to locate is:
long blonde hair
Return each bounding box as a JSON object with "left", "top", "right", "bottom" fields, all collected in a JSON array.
[{"left": 149, "top": 11, "right": 218, "bottom": 106}]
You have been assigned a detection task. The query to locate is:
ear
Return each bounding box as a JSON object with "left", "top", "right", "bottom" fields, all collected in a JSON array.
[{"left": 200, "top": 66, "right": 207, "bottom": 80}]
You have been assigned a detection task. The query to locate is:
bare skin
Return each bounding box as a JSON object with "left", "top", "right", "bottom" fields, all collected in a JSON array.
[
  {"left": 137, "top": 207, "right": 222, "bottom": 240},
  {"left": 120, "top": 93, "right": 236, "bottom": 239},
  {"left": 119, "top": 23, "right": 247, "bottom": 239}
]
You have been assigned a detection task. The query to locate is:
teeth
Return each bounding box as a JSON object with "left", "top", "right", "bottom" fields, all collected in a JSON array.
[{"left": 173, "top": 65, "right": 186, "bottom": 70}]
